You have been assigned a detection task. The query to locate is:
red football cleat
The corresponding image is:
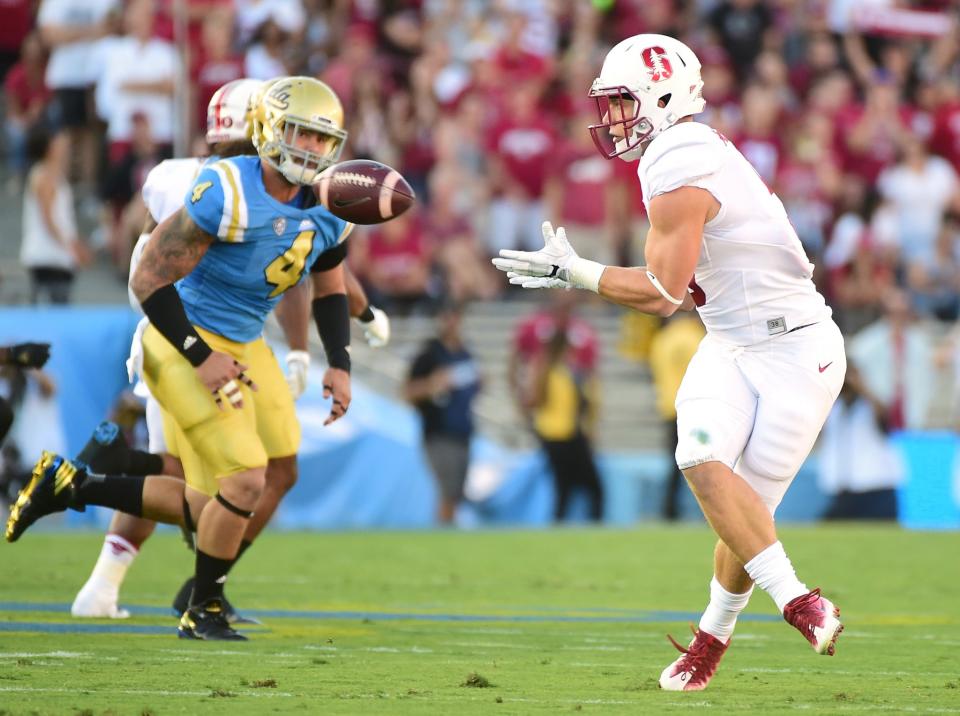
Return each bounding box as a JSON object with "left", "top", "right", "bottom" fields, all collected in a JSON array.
[
  {"left": 783, "top": 588, "right": 844, "bottom": 655},
  {"left": 659, "top": 626, "right": 730, "bottom": 691}
]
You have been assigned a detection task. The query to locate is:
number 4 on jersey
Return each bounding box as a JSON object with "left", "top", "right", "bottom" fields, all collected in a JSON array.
[{"left": 265, "top": 230, "right": 315, "bottom": 297}]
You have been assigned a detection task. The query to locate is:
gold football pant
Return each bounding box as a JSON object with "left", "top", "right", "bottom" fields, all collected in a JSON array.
[{"left": 141, "top": 324, "right": 301, "bottom": 496}]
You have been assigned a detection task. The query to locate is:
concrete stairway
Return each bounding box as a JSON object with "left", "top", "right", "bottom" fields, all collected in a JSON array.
[{"left": 320, "top": 299, "right": 666, "bottom": 452}]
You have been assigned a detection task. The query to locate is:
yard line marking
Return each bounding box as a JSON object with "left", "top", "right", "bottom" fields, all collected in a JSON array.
[
  {"left": 0, "top": 651, "right": 110, "bottom": 659},
  {"left": 0, "top": 622, "right": 173, "bottom": 635},
  {"left": 0, "top": 601, "right": 782, "bottom": 624},
  {"left": 740, "top": 667, "right": 959, "bottom": 677},
  {"left": 0, "top": 686, "right": 295, "bottom": 698}
]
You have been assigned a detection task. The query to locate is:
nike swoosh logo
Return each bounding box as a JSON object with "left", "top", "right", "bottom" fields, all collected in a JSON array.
[
  {"left": 819, "top": 362, "right": 833, "bottom": 373},
  {"left": 333, "top": 197, "right": 370, "bottom": 208}
]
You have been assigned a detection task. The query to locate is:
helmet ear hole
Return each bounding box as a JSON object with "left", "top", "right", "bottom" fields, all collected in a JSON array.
[{"left": 658, "top": 93, "right": 672, "bottom": 109}]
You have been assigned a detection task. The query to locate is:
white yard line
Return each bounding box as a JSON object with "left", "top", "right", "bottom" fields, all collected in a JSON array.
[{"left": 0, "top": 686, "right": 295, "bottom": 698}]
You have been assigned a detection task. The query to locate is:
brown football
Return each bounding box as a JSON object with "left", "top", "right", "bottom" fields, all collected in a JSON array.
[{"left": 314, "top": 159, "right": 415, "bottom": 224}]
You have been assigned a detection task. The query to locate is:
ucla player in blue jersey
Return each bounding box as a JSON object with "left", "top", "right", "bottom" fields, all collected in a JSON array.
[
  {"left": 68, "top": 79, "right": 388, "bottom": 624},
  {"left": 6, "top": 77, "right": 366, "bottom": 641}
]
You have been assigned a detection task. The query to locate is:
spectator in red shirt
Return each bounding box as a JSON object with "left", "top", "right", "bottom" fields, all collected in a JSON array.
[
  {"left": 835, "top": 77, "right": 914, "bottom": 185},
  {"left": 695, "top": 45, "right": 740, "bottom": 139},
  {"left": 192, "top": 10, "right": 244, "bottom": 136},
  {"left": 788, "top": 32, "right": 842, "bottom": 101},
  {"left": 351, "top": 210, "right": 435, "bottom": 315},
  {"left": 426, "top": 162, "right": 499, "bottom": 303},
  {"left": 510, "top": 291, "right": 599, "bottom": 385},
  {"left": 544, "top": 106, "right": 620, "bottom": 266},
  {"left": 154, "top": 0, "right": 233, "bottom": 45},
  {"left": 492, "top": 11, "right": 552, "bottom": 89},
  {"left": 930, "top": 79, "right": 960, "bottom": 173},
  {"left": 775, "top": 111, "right": 843, "bottom": 258},
  {"left": 484, "top": 81, "right": 558, "bottom": 256},
  {"left": 322, "top": 24, "right": 379, "bottom": 113},
  {"left": 4, "top": 32, "right": 52, "bottom": 190},
  {"left": 0, "top": 0, "right": 34, "bottom": 81},
  {"left": 731, "top": 83, "right": 785, "bottom": 186}
]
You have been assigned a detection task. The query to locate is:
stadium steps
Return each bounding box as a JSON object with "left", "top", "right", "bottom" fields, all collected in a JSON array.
[{"left": 284, "top": 299, "right": 666, "bottom": 452}]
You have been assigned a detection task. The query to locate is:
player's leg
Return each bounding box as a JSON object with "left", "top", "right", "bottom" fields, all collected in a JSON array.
[
  {"left": 6, "top": 454, "right": 191, "bottom": 543},
  {"left": 138, "top": 324, "right": 268, "bottom": 640},
  {"left": 660, "top": 336, "right": 759, "bottom": 691},
  {"left": 245, "top": 337, "right": 302, "bottom": 543},
  {"left": 733, "top": 322, "right": 846, "bottom": 652},
  {"left": 174, "top": 420, "right": 266, "bottom": 640},
  {"left": 176, "top": 341, "right": 304, "bottom": 620},
  {"left": 73, "top": 398, "right": 179, "bottom": 618}
]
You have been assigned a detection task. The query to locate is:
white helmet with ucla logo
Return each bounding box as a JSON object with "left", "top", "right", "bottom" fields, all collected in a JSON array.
[
  {"left": 206, "top": 78, "right": 264, "bottom": 144},
  {"left": 588, "top": 34, "right": 705, "bottom": 161}
]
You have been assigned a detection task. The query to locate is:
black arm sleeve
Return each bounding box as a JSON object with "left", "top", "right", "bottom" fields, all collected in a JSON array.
[
  {"left": 310, "top": 242, "right": 347, "bottom": 273},
  {"left": 312, "top": 293, "right": 351, "bottom": 372},
  {"left": 140, "top": 284, "right": 212, "bottom": 366}
]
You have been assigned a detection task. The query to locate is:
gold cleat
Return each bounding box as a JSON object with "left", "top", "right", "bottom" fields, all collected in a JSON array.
[{"left": 6, "top": 451, "right": 82, "bottom": 543}]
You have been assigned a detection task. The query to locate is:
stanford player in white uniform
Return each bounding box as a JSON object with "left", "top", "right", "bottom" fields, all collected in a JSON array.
[{"left": 493, "top": 34, "right": 846, "bottom": 691}]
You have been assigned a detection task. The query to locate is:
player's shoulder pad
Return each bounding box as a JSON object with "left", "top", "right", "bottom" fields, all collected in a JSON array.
[
  {"left": 142, "top": 157, "right": 203, "bottom": 224},
  {"left": 641, "top": 122, "right": 726, "bottom": 199},
  {"left": 184, "top": 156, "right": 254, "bottom": 242}
]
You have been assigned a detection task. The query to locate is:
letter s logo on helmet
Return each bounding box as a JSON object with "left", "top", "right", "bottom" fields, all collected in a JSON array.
[
  {"left": 588, "top": 34, "right": 705, "bottom": 162},
  {"left": 641, "top": 46, "right": 673, "bottom": 83},
  {"left": 251, "top": 76, "right": 348, "bottom": 186}
]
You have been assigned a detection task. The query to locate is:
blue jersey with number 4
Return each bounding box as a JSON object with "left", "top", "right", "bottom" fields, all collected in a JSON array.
[{"left": 181, "top": 155, "right": 351, "bottom": 342}]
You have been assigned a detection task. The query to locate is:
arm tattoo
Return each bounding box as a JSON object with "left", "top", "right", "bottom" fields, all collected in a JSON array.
[{"left": 131, "top": 209, "right": 214, "bottom": 300}]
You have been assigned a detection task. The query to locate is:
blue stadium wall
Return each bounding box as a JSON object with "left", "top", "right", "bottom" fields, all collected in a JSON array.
[{"left": 1, "top": 307, "right": 957, "bottom": 530}]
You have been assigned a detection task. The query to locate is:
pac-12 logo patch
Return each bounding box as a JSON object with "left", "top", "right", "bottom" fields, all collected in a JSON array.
[
  {"left": 641, "top": 46, "right": 673, "bottom": 82},
  {"left": 273, "top": 217, "right": 287, "bottom": 235}
]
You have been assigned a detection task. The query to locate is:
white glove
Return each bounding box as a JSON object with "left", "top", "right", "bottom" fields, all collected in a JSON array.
[
  {"left": 285, "top": 350, "right": 310, "bottom": 400},
  {"left": 492, "top": 221, "right": 606, "bottom": 292},
  {"left": 357, "top": 305, "right": 390, "bottom": 348},
  {"left": 506, "top": 271, "right": 572, "bottom": 290}
]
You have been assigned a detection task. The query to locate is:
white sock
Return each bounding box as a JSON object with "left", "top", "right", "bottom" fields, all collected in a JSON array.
[
  {"left": 88, "top": 534, "right": 138, "bottom": 589},
  {"left": 743, "top": 541, "right": 808, "bottom": 613},
  {"left": 698, "top": 577, "right": 753, "bottom": 641}
]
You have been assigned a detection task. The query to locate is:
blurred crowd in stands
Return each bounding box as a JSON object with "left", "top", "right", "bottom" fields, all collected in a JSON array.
[
  {"left": 5, "top": 0, "right": 960, "bottom": 520},
  {"left": 6, "top": 0, "right": 960, "bottom": 326},
  {"left": 0, "top": 0, "right": 960, "bottom": 318}
]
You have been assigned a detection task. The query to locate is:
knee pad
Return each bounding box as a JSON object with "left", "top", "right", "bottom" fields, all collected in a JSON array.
[{"left": 216, "top": 492, "right": 255, "bottom": 519}]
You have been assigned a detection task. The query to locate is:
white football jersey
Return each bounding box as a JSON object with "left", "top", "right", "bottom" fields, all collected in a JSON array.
[
  {"left": 128, "top": 158, "right": 204, "bottom": 312},
  {"left": 639, "top": 122, "right": 831, "bottom": 346}
]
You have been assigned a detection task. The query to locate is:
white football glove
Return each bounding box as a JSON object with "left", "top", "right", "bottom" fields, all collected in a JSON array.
[
  {"left": 357, "top": 305, "right": 390, "bottom": 348},
  {"left": 492, "top": 221, "right": 605, "bottom": 292},
  {"left": 285, "top": 350, "right": 310, "bottom": 400},
  {"left": 506, "top": 271, "right": 572, "bottom": 289}
]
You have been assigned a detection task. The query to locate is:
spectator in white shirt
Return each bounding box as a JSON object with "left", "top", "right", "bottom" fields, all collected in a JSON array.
[
  {"left": 244, "top": 18, "right": 292, "bottom": 80},
  {"left": 95, "top": 0, "right": 177, "bottom": 166},
  {"left": 20, "top": 124, "right": 91, "bottom": 304},
  {"left": 877, "top": 135, "right": 960, "bottom": 267},
  {"left": 818, "top": 364, "right": 904, "bottom": 520},
  {"left": 37, "top": 0, "right": 119, "bottom": 184},
  {"left": 235, "top": 0, "right": 305, "bottom": 44}
]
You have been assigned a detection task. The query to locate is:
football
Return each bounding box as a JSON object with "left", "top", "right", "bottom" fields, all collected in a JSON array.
[{"left": 314, "top": 159, "right": 415, "bottom": 225}]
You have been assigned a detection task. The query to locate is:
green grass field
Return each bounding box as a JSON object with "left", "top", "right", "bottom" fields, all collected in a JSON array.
[{"left": 0, "top": 526, "right": 958, "bottom": 715}]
